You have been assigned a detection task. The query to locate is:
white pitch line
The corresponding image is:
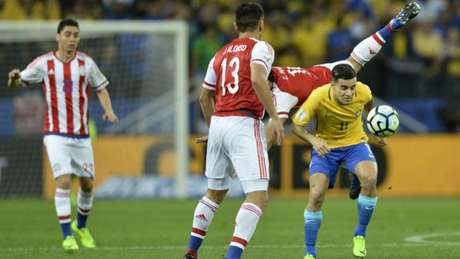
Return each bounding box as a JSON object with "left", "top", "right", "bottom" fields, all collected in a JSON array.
[
  {"left": 404, "top": 232, "right": 460, "bottom": 246},
  {"left": 0, "top": 242, "right": 458, "bottom": 253}
]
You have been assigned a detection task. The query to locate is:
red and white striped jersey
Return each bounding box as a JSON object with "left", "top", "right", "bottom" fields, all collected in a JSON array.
[
  {"left": 271, "top": 65, "right": 332, "bottom": 106},
  {"left": 20, "top": 51, "right": 108, "bottom": 137},
  {"left": 203, "top": 37, "right": 275, "bottom": 119}
]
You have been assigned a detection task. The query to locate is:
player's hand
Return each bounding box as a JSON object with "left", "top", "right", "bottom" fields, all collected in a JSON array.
[
  {"left": 374, "top": 136, "right": 387, "bottom": 146},
  {"left": 196, "top": 135, "right": 208, "bottom": 144},
  {"left": 8, "top": 69, "right": 21, "bottom": 88},
  {"left": 311, "top": 137, "right": 330, "bottom": 156},
  {"left": 102, "top": 112, "right": 119, "bottom": 123},
  {"left": 271, "top": 117, "right": 284, "bottom": 146}
]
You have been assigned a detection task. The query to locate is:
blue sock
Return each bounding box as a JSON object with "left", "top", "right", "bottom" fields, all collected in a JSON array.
[
  {"left": 61, "top": 222, "right": 72, "bottom": 238},
  {"left": 304, "top": 210, "right": 322, "bottom": 257},
  {"left": 377, "top": 24, "right": 393, "bottom": 42},
  {"left": 354, "top": 194, "right": 378, "bottom": 237},
  {"left": 377, "top": 17, "right": 405, "bottom": 42},
  {"left": 77, "top": 212, "right": 88, "bottom": 229},
  {"left": 226, "top": 245, "right": 243, "bottom": 259},
  {"left": 186, "top": 235, "right": 203, "bottom": 257}
]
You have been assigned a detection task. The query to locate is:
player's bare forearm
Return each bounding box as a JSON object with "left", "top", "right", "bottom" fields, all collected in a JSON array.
[
  {"left": 266, "top": 117, "right": 287, "bottom": 149},
  {"left": 96, "top": 88, "right": 114, "bottom": 113},
  {"left": 199, "top": 87, "right": 215, "bottom": 125},
  {"left": 96, "top": 88, "right": 118, "bottom": 123},
  {"left": 292, "top": 124, "right": 314, "bottom": 144},
  {"left": 293, "top": 124, "right": 330, "bottom": 155}
]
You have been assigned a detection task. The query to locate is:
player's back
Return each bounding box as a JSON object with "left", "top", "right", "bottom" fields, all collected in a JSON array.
[
  {"left": 272, "top": 65, "right": 332, "bottom": 105},
  {"left": 210, "top": 37, "right": 273, "bottom": 119}
]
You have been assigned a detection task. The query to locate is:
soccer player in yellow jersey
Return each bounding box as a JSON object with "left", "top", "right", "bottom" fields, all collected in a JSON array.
[{"left": 292, "top": 64, "right": 385, "bottom": 259}]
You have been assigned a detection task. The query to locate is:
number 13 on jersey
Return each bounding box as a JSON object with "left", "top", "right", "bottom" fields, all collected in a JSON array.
[{"left": 221, "top": 57, "right": 240, "bottom": 96}]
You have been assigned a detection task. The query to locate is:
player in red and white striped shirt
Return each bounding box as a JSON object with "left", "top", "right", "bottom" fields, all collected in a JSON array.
[
  {"left": 184, "top": 3, "right": 283, "bottom": 259},
  {"left": 8, "top": 19, "right": 118, "bottom": 251}
]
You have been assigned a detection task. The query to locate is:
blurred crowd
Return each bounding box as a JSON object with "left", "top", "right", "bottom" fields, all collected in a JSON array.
[{"left": 1, "top": 0, "right": 460, "bottom": 132}]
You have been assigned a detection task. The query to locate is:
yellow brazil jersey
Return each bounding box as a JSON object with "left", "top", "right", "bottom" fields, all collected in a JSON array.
[{"left": 292, "top": 82, "right": 373, "bottom": 148}]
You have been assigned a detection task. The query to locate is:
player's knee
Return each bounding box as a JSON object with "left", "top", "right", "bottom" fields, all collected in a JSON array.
[
  {"left": 308, "top": 190, "right": 325, "bottom": 209},
  {"left": 56, "top": 175, "right": 72, "bottom": 189},
  {"left": 79, "top": 178, "right": 94, "bottom": 192},
  {"left": 245, "top": 191, "right": 268, "bottom": 209},
  {"left": 360, "top": 175, "right": 377, "bottom": 193},
  {"left": 206, "top": 189, "right": 227, "bottom": 204}
]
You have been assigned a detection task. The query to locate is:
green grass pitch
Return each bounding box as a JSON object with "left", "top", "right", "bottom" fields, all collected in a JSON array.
[{"left": 0, "top": 197, "right": 459, "bottom": 258}]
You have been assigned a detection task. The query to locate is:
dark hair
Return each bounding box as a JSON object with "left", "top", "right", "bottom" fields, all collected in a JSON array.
[
  {"left": 57, "top": 18, "right": 79, "bottom": 33},
  {"left": 235, "top": 2, "right": 264, "bottom": 32},
  {"left": 332, "top": 64, "right": 356, "bottom": 81}
]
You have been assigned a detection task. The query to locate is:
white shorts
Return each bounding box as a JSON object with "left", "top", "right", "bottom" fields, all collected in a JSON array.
[
  {"left": 272, "top": 83, "right": 299, "bottom": 118},
  {"left": 44, "top": 135, "right": 95, "bottom": 179},
  {"left": 205, "top": 116, "right": 269, "bottom": 193}
]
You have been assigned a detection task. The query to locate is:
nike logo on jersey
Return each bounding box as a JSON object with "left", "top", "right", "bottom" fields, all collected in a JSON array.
[{"left": 48, "top": 69, "right": 55, "bottom": 75}]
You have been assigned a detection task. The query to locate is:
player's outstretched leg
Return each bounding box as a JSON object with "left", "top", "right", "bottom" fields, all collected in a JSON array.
[
  {"left": 349, "top": 174, "right": 361, "bottom": 200},
  {"left": 184, "top": 196, "right": 220, "bottom": 259},
  {"left": 351, "top": 1, "right": 421, "bottom": 66}
]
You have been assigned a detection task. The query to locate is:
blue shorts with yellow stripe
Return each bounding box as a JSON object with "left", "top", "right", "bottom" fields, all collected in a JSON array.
[{"left": 309, "top": 142, "right": 376, "bottom": 188}]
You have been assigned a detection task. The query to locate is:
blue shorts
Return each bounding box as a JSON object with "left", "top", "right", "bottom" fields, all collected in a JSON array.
[{"left": 309, "top": 142, "right": 376, "bottom": 188}]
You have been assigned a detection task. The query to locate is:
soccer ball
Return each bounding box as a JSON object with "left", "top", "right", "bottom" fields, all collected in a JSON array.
[{"left": 366, "top": 105, "right": 400, "bottom": 137}]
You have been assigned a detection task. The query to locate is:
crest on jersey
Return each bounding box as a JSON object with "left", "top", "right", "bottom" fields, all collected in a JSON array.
[
  {"left": 48, "top": 69, "right": 55, "bottom": 75},
  {"left": 296, "top": 111, "right": 307, "bottom": 121}
]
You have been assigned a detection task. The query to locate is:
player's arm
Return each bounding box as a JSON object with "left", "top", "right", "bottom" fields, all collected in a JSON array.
[
  {"left": 95, "top": 88, "right": 118, "bottom": 123},
  {"left": 292, "top": 96, "right": 330, "bottom": 156},
  {"left": 199, "top": 87, "right": 215, "bottom": 125},
  {"left": 8, "top": 60, "right": 44, "bottom": 88},
  {"left": 292, "top": 123, "right": 330, "bottom": 157},
  {"left": 251, "top": 63, "right": 284, "bottom": 145},
  {"left": 265, "top": 117, "right": 287, "bottom": 150}
]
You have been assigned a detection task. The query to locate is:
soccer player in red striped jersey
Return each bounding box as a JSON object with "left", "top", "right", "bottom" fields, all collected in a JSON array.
[
  {"left": 7, "top": 18, "right": 118, "bottom": 251},
  {"left": 184, "top": 3, "right": 283, "bottom": 259}
]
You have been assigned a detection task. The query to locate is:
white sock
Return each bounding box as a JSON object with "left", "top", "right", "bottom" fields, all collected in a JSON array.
[
  {"left": 55, "top": 188, "right": 71, "bottom": 224},
  {"left": 230, "top": 203, "right": 262, "bottom": 250},
  {"left": 77, "top": 189, "right": 94, "bottom": 216},
  {"left": 351, "top": 33, "right": 385, "bottom": 65},
  {"left": 191, "top": 196, "right": 219, "bottom": 238}
]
